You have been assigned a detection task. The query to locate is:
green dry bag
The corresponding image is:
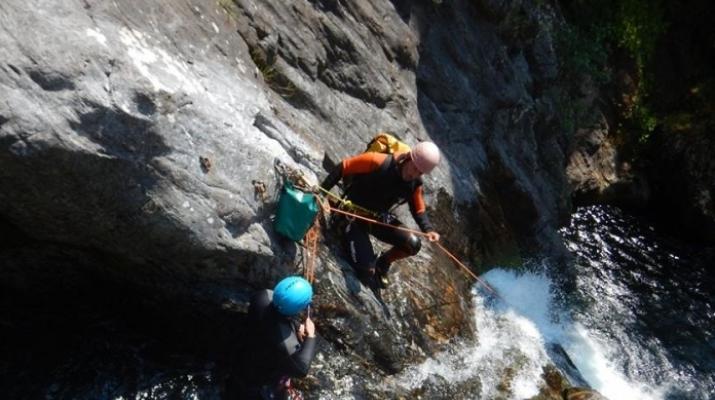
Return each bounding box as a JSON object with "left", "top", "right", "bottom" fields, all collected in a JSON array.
[{"left": 274, "top": 183, "right": 319, "bottom": 241}]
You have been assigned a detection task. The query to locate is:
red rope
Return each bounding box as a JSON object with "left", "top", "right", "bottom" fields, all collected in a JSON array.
[
  {"left": 433, "top": 241, "right": 502, "bottom": 299},
  {"left": 328, "top": 207, "right": 425, "bottom": 236}
]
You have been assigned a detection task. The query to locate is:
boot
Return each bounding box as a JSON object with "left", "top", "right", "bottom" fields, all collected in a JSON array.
[
  {"left": 375, "top": 254, "right": 391, "bottom": 289},
  {"left": 356, "top": 267, "right": 379, "bottom": 290}
]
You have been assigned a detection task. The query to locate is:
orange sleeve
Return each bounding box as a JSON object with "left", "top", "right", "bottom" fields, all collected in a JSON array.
[
  {"left": 341, "top": 152, "right": 388, "bottom": 176},
  {"left": 412, "top": 185, "right": 426, "bottom": 214}
]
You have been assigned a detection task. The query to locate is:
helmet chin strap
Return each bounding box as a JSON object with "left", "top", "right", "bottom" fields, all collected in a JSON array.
[{"left": 396, "top": 152, "right": 409, "bottom": 165}]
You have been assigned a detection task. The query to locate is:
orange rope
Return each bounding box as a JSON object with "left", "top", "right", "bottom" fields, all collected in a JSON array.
[
  {"left": 326, "top": 206, "right": 503, "bottom": 300},
  {"left": 328, "top": 207, "right": 426, "bottom": 237},
  {"left": 302, "top": 193, "right": 333, "bottom": 284},
  {"left": 433, "top": 241, "right": 502, "bottom": 299},
  {"left": 309, "top": 226, "right": 318, "bottom": 282},
  {"left": 303, "top": 223, "right": 319, "bottom": 284}
]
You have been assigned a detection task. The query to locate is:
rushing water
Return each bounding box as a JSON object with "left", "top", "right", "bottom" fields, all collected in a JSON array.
[{"left": 401, "top": 205, "right": 715, "bottom": 400}]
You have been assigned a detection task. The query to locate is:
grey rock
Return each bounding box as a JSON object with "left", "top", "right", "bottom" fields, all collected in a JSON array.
[
  {"left": 566, "top": 113, "right": 651, "bottom": 208},
  {"left": 0, "top": 0, "right": 581, "bottom": 397}
]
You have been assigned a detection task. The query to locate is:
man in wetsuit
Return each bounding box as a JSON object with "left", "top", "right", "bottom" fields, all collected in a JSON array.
[
  {"left": 320, "top": 141, "right": 442, "bottom": 289},
  {"left": 242, "top": 276, "right": 317, "bottom": 400}
]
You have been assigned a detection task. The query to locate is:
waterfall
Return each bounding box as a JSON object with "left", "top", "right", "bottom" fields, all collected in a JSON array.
[{"left": 400, "top": 206, "right": 714, "bottom": 400}]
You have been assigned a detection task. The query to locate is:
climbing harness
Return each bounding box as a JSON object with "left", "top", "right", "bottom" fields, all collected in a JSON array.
[{"left": 316, "top": 185, "right": 379, "bottom": 219}]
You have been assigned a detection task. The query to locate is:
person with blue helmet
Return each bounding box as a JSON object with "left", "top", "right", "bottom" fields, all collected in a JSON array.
[{"left": 239, "top": 276, "right": 317, "bottom": 399}]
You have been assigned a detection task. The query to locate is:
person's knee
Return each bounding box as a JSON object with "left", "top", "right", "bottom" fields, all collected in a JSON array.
[{"left": 405, "top": 234, "right": 421, "bottom": 256}]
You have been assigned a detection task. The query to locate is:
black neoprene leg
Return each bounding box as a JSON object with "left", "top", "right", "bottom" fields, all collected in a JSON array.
[
  {"left": 343, "top": 219, "right": 376, "bottom": 273},
  {"left": 369, "top": 217, "right": 422, "bottom": 259}
]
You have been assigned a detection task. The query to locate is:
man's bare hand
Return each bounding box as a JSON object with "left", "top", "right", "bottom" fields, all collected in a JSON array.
[
  {"left": 297, "top": 323, "right": 306, "bottom": 341},
  {"left": 304, "top": 316, "right": 316, "bottom": 338},
  {"left": 426, "top": 231, "right": 440, "bottom": 242}
]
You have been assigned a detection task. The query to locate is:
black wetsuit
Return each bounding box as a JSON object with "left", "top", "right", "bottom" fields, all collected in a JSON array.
[
  {"left": 322, "top": 152, "right": 433, "bottom": 276},
  {"left": 239, "top": 289, "right": 317, "bottom": 398}
]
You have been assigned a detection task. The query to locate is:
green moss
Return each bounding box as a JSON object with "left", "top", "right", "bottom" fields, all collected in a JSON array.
[
  {"left": 558, "top": 0, "right": 667, "bottom": 150},
  {"left": 217, "top": 0, "right": 238, "bottom": 20},
  {"left": 615, "top": 0, "right": 666, "bottom": 70},
  {"left": 556, "top": 23, "right": 612, "bottom": 85},
  {"left": 248, "top": 47, "right": 297, "bottom": 98},
  {"left": 662, "top": 78, "right": 715, "bottom": 137}
]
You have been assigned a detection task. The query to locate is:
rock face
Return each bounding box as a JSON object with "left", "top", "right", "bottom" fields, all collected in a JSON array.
[
  {"left": 564, "top": 0, "right": 715, "bottom": 245},
  {"left": 644, "top": 0, "right": 715, "bottom": 243},
  {"left": 646, "top": 129, "right": 715, "bottom": 243},
  {"left": 565, "top": 112, "right": 650, "bottom": 209},
  {"left": 232, "top": 0, "right": 572, "bottom": 260},
  {"left": 0, "top": 0, "right": 292, "bottom": 299},
  {"left": 0, "top": 0, "right": 576, "bottom": 397}
]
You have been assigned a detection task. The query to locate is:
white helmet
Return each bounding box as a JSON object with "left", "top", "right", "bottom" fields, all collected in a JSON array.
[{"left": 410, "top": 141, "right": 441, "bottom": 174}]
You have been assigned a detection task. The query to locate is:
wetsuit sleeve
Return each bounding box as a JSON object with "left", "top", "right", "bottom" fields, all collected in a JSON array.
[
  {"left": 251, "top": 290, "right": 318, "bottom": 379},
  {"left": 248, "top": 290, "right": 272, "bottom": 322},
  {"left": 283, "top": 336, "right": 317, "bottom": 377},
  {"left": 320, "top": 153, "right": 387, "bottom": 190},
  {"left": 409, "top": 185, "right": 434, "bottom": 232},
  {"left": 320, "top": 162, "right": 343, "bottom": 191}
]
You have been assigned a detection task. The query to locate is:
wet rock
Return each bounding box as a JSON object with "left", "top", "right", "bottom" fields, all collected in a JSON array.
[
  {"left": 563, "top": 387, "right": 609, "bottom": 400},
  {"left": 563, "top": 0, "right": 715, "bottom": 245},
  {"left": 566, "top": 113, "right": 650, "bottom": 209},
  {"left": 1, "top": 0, "right": 580, "bottom": 397},
  {"left": 524, "top": 358, "right": 607, "bottom": 400},
  {"left": 408, "top": 374, "right": 481, "bottom": 400},
  {"left": 527, "top": 364, "right": 570, "bottom": 400}
]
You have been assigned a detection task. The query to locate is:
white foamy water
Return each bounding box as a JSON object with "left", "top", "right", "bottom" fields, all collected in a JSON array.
[{"left": 399, "top": 268, "right": 672, "bottom": 400}]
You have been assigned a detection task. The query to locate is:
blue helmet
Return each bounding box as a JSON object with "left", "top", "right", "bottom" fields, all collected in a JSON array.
[{"left": 273, "top": 276, "right": 313, "bottom": 316}]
